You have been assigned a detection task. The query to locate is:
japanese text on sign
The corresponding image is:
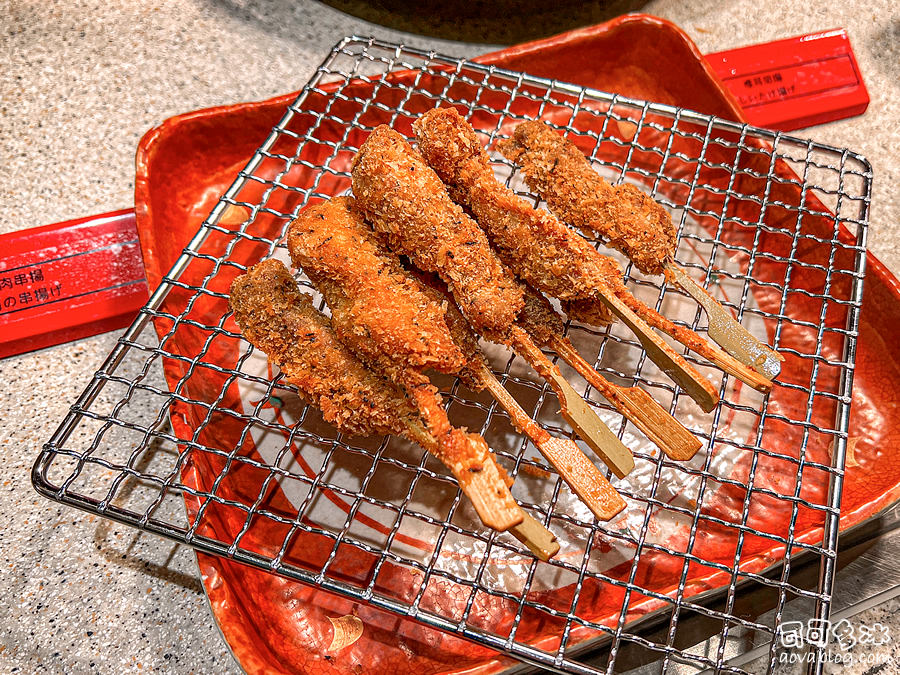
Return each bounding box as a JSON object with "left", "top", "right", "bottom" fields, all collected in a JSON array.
[{"left": 0, "top": 266, "right": 63, "bottom": 313}]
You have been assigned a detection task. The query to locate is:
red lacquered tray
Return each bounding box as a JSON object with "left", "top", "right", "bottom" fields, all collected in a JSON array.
[{"left": 133, "top": 14, "right": 895, "bottom": 675}]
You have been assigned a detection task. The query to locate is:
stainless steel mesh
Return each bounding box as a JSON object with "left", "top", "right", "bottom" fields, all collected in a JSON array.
[{"left": 33, "top": 36, "right": 871, "bottom": 674}]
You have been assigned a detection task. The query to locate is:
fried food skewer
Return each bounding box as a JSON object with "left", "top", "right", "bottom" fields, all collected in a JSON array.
[
  {"left": 287, "top": 197, "right": 469, "bottom": 465},
  {"left": 290, "top": 197, "right": 624, "bottom": 519},
  {"left": 417, "top": 108, "right": 772, "bottom": 400},
  {"left": 497, "top": 119, "right": 783, "bottom": 380},
  {"left": 351, "top": 126, "right": 635, "bottom": 478},
  {"left": 518, "top": 286, "right": 702, "bottom": 461},
  {"left": 412, "top": 107, "right": 727, "bottom": 411},
  {"left": 229, "top": 259, "right": 538, "bottom": 544}
]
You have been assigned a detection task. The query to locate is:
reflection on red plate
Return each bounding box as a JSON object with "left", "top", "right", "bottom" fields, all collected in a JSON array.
[{"left": 135, "top": 14, "right": 899, "bottom": 675}]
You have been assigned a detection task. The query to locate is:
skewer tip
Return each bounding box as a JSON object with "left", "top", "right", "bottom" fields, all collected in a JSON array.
[{"left": 510, "top": 512, "right": 560, "bottom": 560}]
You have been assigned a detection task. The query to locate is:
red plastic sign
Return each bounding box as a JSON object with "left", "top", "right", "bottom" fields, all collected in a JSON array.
[
  {"left": 0, "top": 210, "right": 149, "bottom": 358},
  {"left": 706, "top": 28, "right": 869, "bottom": 131}
]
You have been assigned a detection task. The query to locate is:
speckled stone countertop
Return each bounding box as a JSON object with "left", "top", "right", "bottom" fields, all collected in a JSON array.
[{"left": 1, "top": 1, "right": 897, "bottom": 673}]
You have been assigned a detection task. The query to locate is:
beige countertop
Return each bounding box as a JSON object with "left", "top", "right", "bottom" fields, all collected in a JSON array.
[{"left": 1, "top": 1, "right": 897, "bottom": 672}]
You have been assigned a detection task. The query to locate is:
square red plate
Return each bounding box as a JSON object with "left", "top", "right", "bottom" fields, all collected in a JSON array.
[{"left": 132, "top": 14, "right": 896, "bottom": 675}]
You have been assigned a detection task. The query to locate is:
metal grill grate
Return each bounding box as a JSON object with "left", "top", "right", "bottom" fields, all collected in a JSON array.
[{"left": 33, "top": 37, "right": 871, "bottom": 674}]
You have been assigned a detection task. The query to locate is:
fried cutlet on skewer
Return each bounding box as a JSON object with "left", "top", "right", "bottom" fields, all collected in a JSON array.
[
  {"left": 230, "top": 259, "right": 414, "bottom": 437},
  {"left": 352, "top": 126, "right": 634, "bottom": 479},
  {"left": 289, "top": 198, "right": 623, "bottom": 521},
  {"left": 500, "top": 120, "right": 676, "bottom": 277},
  {"left": 498, "top": 119, "right": 783, "bottom": 381},
  {"left": 287, "top": 197, "right": 466, "bottom": 451},
  {"left": 405, "top": 221, "right": 699, "bottom": 462},
  {"left": 229, "top": 259, "right": 532, "bottom": 540},
  {"left": 287, "top": 197, "right": 465, "bottom": 381},
  {"left": 413, "top": 107, "right": 719, "bottom": 409},
  {"left": 414, "top": 108, "right": 771, "bottom": 404}
]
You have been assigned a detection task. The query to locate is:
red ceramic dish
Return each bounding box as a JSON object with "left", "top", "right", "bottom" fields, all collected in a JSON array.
[{"left": 134, "top": 14, "right": 896, "bottom": 675}]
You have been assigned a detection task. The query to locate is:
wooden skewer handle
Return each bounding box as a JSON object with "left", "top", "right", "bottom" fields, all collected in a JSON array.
[
  {"left": 674, "top": 328, "right": 774, "bottom": 394},
  {"left": 403, "top": 421, "right": 523, "bottom": 532},
  {"left": 667, "top": 262, "right": 783, "bottom": 380},
  {"left": 476, "top": 363, "right": 553, "bottom": 447},
  {"left": 615, "top": 275, "right": 773, "bottom": 394},
  {"left": 549, "top": 336, "right": 702, "bottom": 461},
  {"left": 478, "top": 366, "right": 626, "bottom": 520},
  {"left": 535, "top": 436, "right": 626, "bottom": 520},
  {"left": 510, "top": 513, "right": 560, "bottom": 560},
  {"left": 612, "top": 387, "right": 701, "bottom": 461},
  {"left": 595, "top": 288, "right": 720, "bottom": 413},
  {"left": 409, "top": 418, "right": 559, "bottom": 557},
  {"left": 510, "top": 327, "right": 635, "bottom": 479}
]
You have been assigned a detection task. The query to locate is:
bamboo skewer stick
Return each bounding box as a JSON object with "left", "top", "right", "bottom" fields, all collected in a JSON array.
[
  {"left": 393, "top": 370, "right": 516, "bottom": 514},
  {"left": 233, "top": 260, "right": 531, "bottom": 542},
  {"left": 666, "top": 262, "right": 783, "bottom": 381},
  {"left": 474, "top": 362, "right": 626, "bottom": 521},
  {"left": 563, "top": 286, "right": 774, "bottom": 395},
  {"left": 547, "top": 335, "right": 702, "bottom": 461},
  {"left": 604, "top": 280, "right": 774, "bottom": 393},
  {"left": 515, "top": 285, "right": 700, "bottom": 461},
  {"left": 509, "top": 512, "right": 561, "bottom": 560},
  {"left": 404, "top": 419, "right": 523, "bottom": 532},
  {"left": 401, "top": 364, "right": 567, "bottom": 552},
  {"left": 410, "top": 267, "right": 628, "bottom": 519},
  {"left": 508, "top": 326, "right": 636, "bottom": 479},
  {"left": 594, "top": 290, "right": 721, "bottom": 413},
  {"left": 404, "top": 420, "right": 557, "bottom": 558}
]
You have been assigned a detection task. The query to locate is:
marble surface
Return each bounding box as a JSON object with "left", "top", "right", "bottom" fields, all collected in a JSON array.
[{"left": 1, "top": 1, "right": 897, "bottom": 673}]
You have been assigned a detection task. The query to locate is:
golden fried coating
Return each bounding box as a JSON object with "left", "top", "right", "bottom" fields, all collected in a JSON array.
[
  {"left": 561, "top": 297, "right": 617, "bottom": 327},
  {"left": 287, "top": 198, "right": 510, "bottom": 479},
  {"left": 228, "top": 259, "right": 415, "bottom": 438},
  {"left": 517, "top": 285, "right": 566, "bottom": 347},
  {"left": 497, "top": 120, "right": 676, "bottom": 276},
  {"left": 287, "top": 197, "right": 465, "bottom": 382},
  {"left": 230, "top": 259, "right": 497, "bottom": 478},
  {"left": 413, "top": 107, "right": 622, "bottom": 303},
  {"left": 351, "top": 125, "right": 524, "bottom": 338},
  {"left": 414, "top": 110, "right": 724, "bottom": 407},
  {"left": 405, "top": 267, "right": 487, "bottom": 391}
]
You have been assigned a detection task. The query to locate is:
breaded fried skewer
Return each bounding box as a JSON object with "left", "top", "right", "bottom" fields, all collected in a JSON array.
[
  {"left": 498, "top": 119, "right": 783, "bottom": 381},
  {"left": 352, "top": 126, "right": 635, "bottom": 479},
  {"left": 289, "top": 198, "right": 624, "bottom": 520},
  {"left": 282, "top": 202, "right": 531, "bottom": 532},
  {"left": 287, "top": 197, "right": 468, "bottom": 455},
  {"left": 413, "top": 108, "right": 717, "bottom": 409},
  {"left": 229, "top": 259, "right": 554, "bottom": 550},
  {"left": 414, "top": 108, "right": 771, "bottom": 406},
  {"left": 403, "top": 201, "right": 699, "bottom": 463}
]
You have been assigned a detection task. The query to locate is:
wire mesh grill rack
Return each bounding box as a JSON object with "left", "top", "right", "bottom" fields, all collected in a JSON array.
[{"left": 33, "top": 37, "right": 871, "bottom": 674}]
